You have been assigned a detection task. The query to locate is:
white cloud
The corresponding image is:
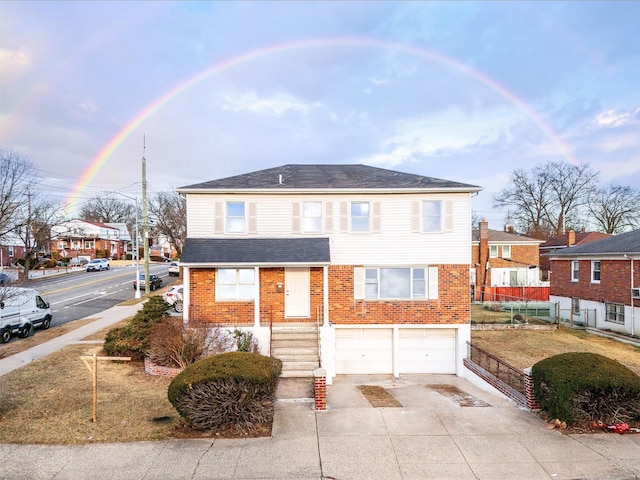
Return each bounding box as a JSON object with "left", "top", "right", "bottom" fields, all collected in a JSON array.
[
  {"left": 0, "top": 47, "right": 30, "bottom": 67},
  {"left": 220, "top": 91, "right": 317, "bottom": 116},
  {"left": 79, "top": 102, "right": 97, "bottom": 114},
  {"left": 594, "top": 107, "right": 640, "bottom": 127}
]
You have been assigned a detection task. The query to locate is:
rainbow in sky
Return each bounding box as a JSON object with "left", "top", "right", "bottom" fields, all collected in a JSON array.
[{"left": 65, "top": 37, "right": 578, "bottom": 213}]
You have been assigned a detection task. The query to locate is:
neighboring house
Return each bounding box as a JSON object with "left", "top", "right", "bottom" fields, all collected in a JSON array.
[
  {"left": 50, "top": 219, "right": 126, "bottom": 261},
  {"left": 539, "top": 229, "right": 610, "bottom": 281},
  {"left": 0, "top": 232, "right": 26, "bottom": 268},
  {"left": 178, "top": 164, "right": 481, "bottom": 382},
  {"left": 471, "top": 220, "right": 545, "bottom": 301},
  {"left": 548, "top": 229, "right": 640, "bottom": 337}
]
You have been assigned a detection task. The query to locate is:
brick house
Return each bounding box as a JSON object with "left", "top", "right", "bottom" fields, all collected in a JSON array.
[
  {"left": 50, "top": 219, "right": 128, "bottom": 261},
  {"left": 539, "top": 229, "right": 610, "bottom": 281},
  {"left": 178, "top": 164, "right": 481, "bottom": 381},
  {"left": 471, "top": 220, "right": 545, "bottom": 301},
  {"left": 0, "top": 232, "right": 26, "bottom": 268},
  {"left": 548, "top": 229, "right": 640, "bottom": 337}
]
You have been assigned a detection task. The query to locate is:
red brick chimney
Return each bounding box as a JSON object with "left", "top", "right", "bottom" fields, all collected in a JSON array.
[
  {"left": 567, "top": 229, "right": 576, "bottom": 247},
  {"left": 479, "top": 219, "right": 489, "bottom": 286}
]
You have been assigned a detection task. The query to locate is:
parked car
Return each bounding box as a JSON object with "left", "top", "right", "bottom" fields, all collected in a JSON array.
[
  {"left": 168, "top": 262, "right": 180, "bottom": 276},
  {"left": 0, "top": 272, "right": 9, "bottom": 286},
  {"left": 69, "top": 257, "right": 89, "bottom": 266},
  {"left": 163, "top": 284, "right": 183, "bottom": 312},
  {"left": 86, "top": 258, "right": 110, "bottom": 271},
  {"left": 133, "top": 273, "right": 163, "bottom": 291},
  {"left": 0, "top": 288, "right": 52, "bottom": 343}
]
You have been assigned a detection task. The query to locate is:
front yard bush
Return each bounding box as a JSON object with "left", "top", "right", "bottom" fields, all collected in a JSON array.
[
  {"left": 168, "top": 352, "right": 282, "bottom": 433},
  {"left": 532, "top": 352, "right": 640, "bottom": 425},
  {"left": 103, "top": 296, "right": 169, "bottom": 360}
]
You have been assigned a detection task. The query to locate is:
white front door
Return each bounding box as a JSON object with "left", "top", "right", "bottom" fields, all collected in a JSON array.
[{"left": 285, "top": 267, "right": 310, "bottom": 317}]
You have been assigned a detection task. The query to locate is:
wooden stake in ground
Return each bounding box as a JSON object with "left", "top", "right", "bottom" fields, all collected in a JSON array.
[{"left": 80, "top": 353, "right": 131, "bottom": 422}]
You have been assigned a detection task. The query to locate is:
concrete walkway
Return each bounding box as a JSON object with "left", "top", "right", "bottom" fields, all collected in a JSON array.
[{"left": 1, "top": 305, "right": 639, "bottom": 479}]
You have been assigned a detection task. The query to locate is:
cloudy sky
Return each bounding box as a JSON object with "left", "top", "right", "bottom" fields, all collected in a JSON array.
[{"left": 1, "top": 1, "right": 638, "bottom": 227}]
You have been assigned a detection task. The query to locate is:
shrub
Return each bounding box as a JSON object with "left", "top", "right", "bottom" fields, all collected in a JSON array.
[
  {"left": 232, "top": 328, "right": 260, "bottom": 353},
  {"left": 148, "top": 319, "right": 233, "bottom": 369},
  {"left": 168, "top": 352, "right": 282, "bottom": 432},
  {"left": 532, "top": 352, "right": 640, "bottom": 425},
  {"left": 103, "top": 296, "right": 169, "bottom": 360},
  {"left": 513, "top": 313, "right": 524, "bottom": 322}
]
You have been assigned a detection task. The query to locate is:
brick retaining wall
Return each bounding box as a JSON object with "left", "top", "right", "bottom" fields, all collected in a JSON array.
[
  {"left": 144, "top": 357, "right": 183, "bottom": 378},
  {"left": 471, "top": 323, "right": 557, "bottom": 331}
]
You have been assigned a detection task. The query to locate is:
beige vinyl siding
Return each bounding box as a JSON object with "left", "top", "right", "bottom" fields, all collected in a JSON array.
[{"left": 186, "top": 193, "right": 472, "bottom": 264}]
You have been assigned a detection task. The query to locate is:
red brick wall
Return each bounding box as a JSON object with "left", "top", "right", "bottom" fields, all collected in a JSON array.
[
  {"left": 189, "top": 267, "right": 323, "bottom": 325},
  {"left": 551, "top": 259, "right": 640, "bottom": 305},
  {"left": 328, "top": 264, "right": 470, "bottom": 325},
  {"left": 472, "top": 242, "right": 540, "bottom": 287}
]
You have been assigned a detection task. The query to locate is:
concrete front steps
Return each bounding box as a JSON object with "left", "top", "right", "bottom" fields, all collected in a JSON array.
[{"left": 271, "top": 324, "right": 320, "bottom": 378}]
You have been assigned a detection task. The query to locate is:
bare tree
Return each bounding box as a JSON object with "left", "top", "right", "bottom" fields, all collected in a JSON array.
[
  {"left": 588, "top": 184, "right": 640, "bottom": 234},
  {"left": 493, "top": 161, "right": 598, "bottom": 238},
  {"left": 148, "top": 190, "right": 186, "bottom": 257},
  {"left": 79, "top": 195, "right": 136, "bottom": 224},
  {"left": 0, "top": 149, "right": 35, "bottom": 238}
]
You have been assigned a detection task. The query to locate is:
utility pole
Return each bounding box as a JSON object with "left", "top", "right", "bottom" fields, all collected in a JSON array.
[{"left": 142, "top": 136, "right": 150, "bottom": 294}]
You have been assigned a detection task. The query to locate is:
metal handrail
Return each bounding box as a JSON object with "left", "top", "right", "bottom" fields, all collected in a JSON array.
[{"left": 466, "top": 341, "right": 526, "bottom": 394}]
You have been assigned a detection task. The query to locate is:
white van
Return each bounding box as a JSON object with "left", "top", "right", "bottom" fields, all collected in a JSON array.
[{"left": 0, "top": 288, "right": 52, "bottom": 343}]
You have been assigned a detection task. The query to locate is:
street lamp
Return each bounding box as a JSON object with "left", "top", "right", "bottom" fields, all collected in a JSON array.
[{"left": 111, "top": 192, "right": 141, "bottom": 299}]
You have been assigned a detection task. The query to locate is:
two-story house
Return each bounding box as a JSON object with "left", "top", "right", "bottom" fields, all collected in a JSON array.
[
  {"left": 539, "top": 229, "right": 609, "bottom": 281},
  {"left": 178, "top": 164, "right": 481, "bottom": 382},
  {"left": 50, "top": 219, "right": 126, "bottom": 261},
  {"left": 471, "top": 220, "right": 545, "bottom": 301},
  {"left": 548, "top": 229, "right": 640, "bottom": 337}
]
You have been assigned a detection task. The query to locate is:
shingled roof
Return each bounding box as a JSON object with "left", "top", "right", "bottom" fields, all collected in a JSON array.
[
  {"left": 178, "top": 164, "right": 481, "bottom": 192},
  {"left": 471, "top": 228, "right": 543, "bottom": 244},
  {"left": 548, "top": 229, "right": 640, "bottom": 257},
  {"left": 181, "top": 237, "right": 331, "bottom": 265}
]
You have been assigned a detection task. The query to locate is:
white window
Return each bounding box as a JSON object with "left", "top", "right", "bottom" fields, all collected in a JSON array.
[
  {"left": 84, "top": 241, "right": 94, "bottom": 249},
  {"left": 571, "top": 260, "right": 579, "bottom": 282},
  {"left": 501, "top": 245, "right": 511, "bottom": 259},
  {"left": 571, "top": 297, "right": 580, "bottom": 314},
  {"left": 303, "top": 202, "right": 322, "bottom": 233},
  {"left": 57, "top": 242, "right": 67, "bottom": 250},
  {"left": 8, "top": 246, "right": 14, "bottom": 256},
  {"left": 216, "top": 268, "right": 255, "bottom": 300},
  {"left": 489, "top": 245, "right": 498, "bottom": 258},
  {"left": 422, "top": 200, "right": 442, "bottom": 232},
  {"left": 226, "top": 202, "right": 245, "bottom": 233},
  {"left": 591, "top": 260, "right": 601, "bottom": 283},
  {"left": 605, "top": 303, "right": 624, "bottom": 324},
  {"left": 351, "top": 202, "right": 370, "bottom": 232},
  {"left": 364, "top": 268, "right": 426, "bottom": 299}
]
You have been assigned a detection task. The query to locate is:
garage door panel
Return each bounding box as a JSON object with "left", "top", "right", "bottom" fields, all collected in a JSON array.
[
  {"left": 335, "top": 328, "right": 392, "bottom": 374},
  {"left": 398, "top": 328, "right": 456, "bottom": 374}
]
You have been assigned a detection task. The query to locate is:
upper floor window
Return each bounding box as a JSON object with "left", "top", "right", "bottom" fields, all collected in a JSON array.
[
  {"left": 591, "top": 260, "right": 601, "bottom": 283},
  {"left": 303, "top": 202, "right": 322, "bottom": 233},
  {"left": 84, "top": 241, "right": 95, "bottom": 249},
  {"left": 226, "top": 202, "right": 245, "bottom": 233},
  {"left": 351, "top": 202, "right": 370, "bottom": 232},
  {"left": 216, "top": 268, "right": 255, "bottom": 300},
  {"left": 422, "top": 200, "right": 442, "bottom": 232},
  {"left": 571, "top": 260, "right": 579, "bottom": 282},
  {"left": 489, "top": 245, "right": 498, "bottom": 258},
  {"left": 605, "top": 303, "right": 624, "bottom": 324},
  {"left": 501, "top": 245, "right": 511, "bottom": 259}
]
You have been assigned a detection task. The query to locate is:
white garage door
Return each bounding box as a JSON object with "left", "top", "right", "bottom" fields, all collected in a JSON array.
[
  {"left": 398, "top": 328, "right": 456, "bottom": 374},
  {"left": 335, "top": 328, "right": 393, "bottom": 374}
]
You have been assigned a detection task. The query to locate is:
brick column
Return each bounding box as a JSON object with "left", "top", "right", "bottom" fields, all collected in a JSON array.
[
  {"left": 313, "top": 368, "right": 327, "bottom": 411},
  {"left": 524, "top": 367, "right": 540, "bottom": 411}
]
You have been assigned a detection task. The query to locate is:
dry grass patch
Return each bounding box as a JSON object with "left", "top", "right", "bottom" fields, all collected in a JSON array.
[
  {"left": 472, "top": 327, "right": 640, "bottom": 375},
  {"left": 0, "top": 343, "right": 179, "bottom": 444}
]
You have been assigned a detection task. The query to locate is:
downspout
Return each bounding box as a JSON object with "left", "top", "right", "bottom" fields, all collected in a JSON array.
[{"left": 631, "top": 257, "right": 636, "bottom": 337}]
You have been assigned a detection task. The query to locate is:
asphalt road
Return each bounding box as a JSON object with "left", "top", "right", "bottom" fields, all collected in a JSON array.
[{"left": 24, "top": 263, "right": 174, "bottom": 328}]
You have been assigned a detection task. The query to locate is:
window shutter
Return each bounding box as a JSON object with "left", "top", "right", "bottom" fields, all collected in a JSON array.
[
  {"left": 340, "top": 202, "right": 349, "bottom": 233},
  {"left": 353, "top": 267, "right": 365, "bottom": 299},
  {"left": 292, "top": 202, "right": 301, "bottom": 234},
  {"left": 324, "top": 202, "right": 333, "bottom": 233},
  {"left": 444, "top": 200, "right": 453, "bottom": 233},
  {"left": 428, "top": 266, "right": 439, "bottom": 300},
  {"left": 412, "top": 202, "right": 420, "bottom": 233},
  {"left": 214, "top": 202, "right": 223, "bottom": 234},
  {"left": 248, "top": 202, "right": 257, "bottom": 234},
  {"left": 372, "top": 202, "right": 381, "bottom": 233}
]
